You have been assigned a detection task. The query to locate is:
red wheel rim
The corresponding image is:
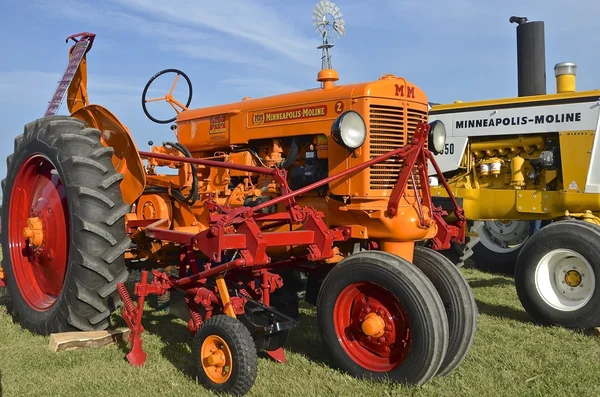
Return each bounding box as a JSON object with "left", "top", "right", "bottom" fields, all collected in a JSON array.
[
  {"left": 8, "top": 154, "right": 70, "bottom": 311},
  {"left": 333, "top": 282, "right": 411, "bottom": 372}
]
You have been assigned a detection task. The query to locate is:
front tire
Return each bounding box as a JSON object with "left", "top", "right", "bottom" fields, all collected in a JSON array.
[
  {"left": 193, "top": 315, "right": 258, "bottom": 396},
  {"left": 316, "top": 250, "right": 449, "bottom": 386},
  {"left": 514, "top": 220, "right": 600, "bottom": 329},
  {"left": 1, "top": 116, "right": 131, "bottom": 335},
  {"left": 413, "top": 246, "right": 478, "bottom": 377}
]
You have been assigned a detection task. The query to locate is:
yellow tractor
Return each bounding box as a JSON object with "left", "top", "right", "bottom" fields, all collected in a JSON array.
[{"left": 428, "top": 16, "right": 600, "bottom": 330}]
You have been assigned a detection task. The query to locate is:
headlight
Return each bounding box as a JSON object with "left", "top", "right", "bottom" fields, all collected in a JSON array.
[
  {"left": 428, "top": 120, "right": 446, "bottom": 155},
  {"left": 331, "top": 111, "right": 366, "bottom": 150}
]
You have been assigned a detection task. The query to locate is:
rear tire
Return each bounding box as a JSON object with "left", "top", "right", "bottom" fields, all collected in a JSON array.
[
  {"left": 472, "top": 220, "right": 531, "bottom": 275},
  {"left": 316, "top": 250, "right": 449, "bottom": 386},
  {"left": 514, "top": 220, "right": 600, "bottom": 329},
  {"left": 1, "top": 116, "right": 131, "bottom": 335},
  {"left": 413, "top": 246, "right": 477, "bottom": 377}
]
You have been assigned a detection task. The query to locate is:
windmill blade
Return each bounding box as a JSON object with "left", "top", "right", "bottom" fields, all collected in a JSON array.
[{"left": 312, "top": 0, "right": 345, "bottom": 42}]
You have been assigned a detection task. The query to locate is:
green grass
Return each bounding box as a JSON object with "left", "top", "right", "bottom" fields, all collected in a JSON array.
[{"left": 1, "top": 268, "right": 599, "bottom": 397}]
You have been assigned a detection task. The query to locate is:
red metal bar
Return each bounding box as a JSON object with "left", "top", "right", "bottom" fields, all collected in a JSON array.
[
  {"left": 140, "top": 135, "right": 421, "bottom": 217},
  {"left": 263, "top": 230, "right": 314, "bottom": 246},
  {"left": 425, "top": 150, "right": 465, "bottom": 220},
  {"left": 143, "top": 218, "right": 196, "bottom": 244},
  {"left": 138, "top": 150, "right": 276, "bottom": 175},
  {"left": 387, "top": 146, "right": 421, "bottom": 217},
  {"left": 250, "top": 144, "right": 420, "bottom": 214},
  {"left": 173, "top": 258, "right": 247, "bottom": 288}
]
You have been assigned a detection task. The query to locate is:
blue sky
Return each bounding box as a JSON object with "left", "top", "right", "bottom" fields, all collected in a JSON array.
[{"left": 0, "top": 0, "right": 598, "bottom": 181}]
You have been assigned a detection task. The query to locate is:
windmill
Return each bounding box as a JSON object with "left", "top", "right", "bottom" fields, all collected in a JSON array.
[{"left": 312, "top": 0, "right": 345, "bottom": 71}]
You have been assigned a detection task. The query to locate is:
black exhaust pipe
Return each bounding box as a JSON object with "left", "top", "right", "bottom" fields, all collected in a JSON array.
[{"left": 510, "top": 16, "right": 546, "bottom": 97}]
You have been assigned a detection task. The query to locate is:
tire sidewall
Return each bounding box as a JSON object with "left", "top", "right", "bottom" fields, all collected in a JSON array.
[
  {"left": 317, "top": 256, "right": 441, "bottom": 382},
  {"left": 515, "top": 222, "right": 600, "bottom": 328}
]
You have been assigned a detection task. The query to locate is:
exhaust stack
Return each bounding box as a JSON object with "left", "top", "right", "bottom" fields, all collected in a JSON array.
[{"left": 510, "top": 16, "right": 546, "bottom": 97}]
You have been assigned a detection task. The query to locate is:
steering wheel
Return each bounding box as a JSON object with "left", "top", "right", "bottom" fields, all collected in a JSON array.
[{"left": 141, "top": 68, "right": 193, "bottom": 124}]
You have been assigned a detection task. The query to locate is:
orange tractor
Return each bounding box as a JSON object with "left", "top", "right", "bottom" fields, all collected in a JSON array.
[{"left": 0, "top": 30, "right": 476, "bottom": 395}]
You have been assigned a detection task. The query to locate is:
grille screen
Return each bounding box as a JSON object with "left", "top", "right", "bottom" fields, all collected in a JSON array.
[{"left": 368, "top": 104, "right": 428, "bottom": 190}]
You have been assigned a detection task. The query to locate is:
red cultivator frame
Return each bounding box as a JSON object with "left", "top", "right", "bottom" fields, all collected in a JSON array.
[{"left": 117, "top": 123, "right": 466, "bottom": 366}]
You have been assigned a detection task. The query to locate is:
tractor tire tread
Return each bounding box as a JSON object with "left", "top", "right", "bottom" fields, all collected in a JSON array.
[
  {"left": 413, "top": 246, "right": 478, "bottom": 377},
  {"left": 1, "top": 116, "right": 130, "bottom": 335}
]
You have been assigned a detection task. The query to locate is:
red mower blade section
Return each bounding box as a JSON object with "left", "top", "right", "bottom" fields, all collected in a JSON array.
[
  {"left": 44, "top": 36, "right": 92, "bottom": 117},
  {"left": 266, "top": 348, "right": 286, "bottom": 364}
]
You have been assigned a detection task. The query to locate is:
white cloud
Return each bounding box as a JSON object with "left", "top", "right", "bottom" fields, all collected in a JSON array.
[{"left": 111, "top": 0, "right": 319, "bottom": 67}]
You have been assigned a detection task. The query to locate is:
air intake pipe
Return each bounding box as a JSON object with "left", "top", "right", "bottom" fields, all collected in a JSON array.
[{"left": 510, "top": 16, "right": 547, "bottom": 97}]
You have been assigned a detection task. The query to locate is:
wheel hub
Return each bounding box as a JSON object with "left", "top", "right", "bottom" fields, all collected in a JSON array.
[
  {"left": 564, "top": 270, "right": 582, "bottom": 287},
  {"left": 534, "top": 248, "right": 596, "bottom": 311},
  {"left": 477, "top": 220, "right": 531, "bottom": 253},
  {"left": 361, "top": 312, "right": 386, "bottom": 338},
  {"left": 201, "top": 335, "right": 232, "bottom": 383},
  {"left": 333, "top": 282, "right": 411, "bottom": 372},
  {"left": 8, "top": 154, "right": 70, "bottom": 311},
  {"left": 22, "top": 217, "right": 44, "bottom": 247}
]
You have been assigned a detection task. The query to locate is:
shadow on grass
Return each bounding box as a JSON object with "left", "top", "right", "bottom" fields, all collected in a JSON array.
[
  {"left": 468, "top": 277, "right": 514, "bottom": 289},
  {"left": 474, "top": 299, "right": 533, "bottom": 323},
  {"left": 110, "top": 286, "right": 197, "bottom": 379},
  {"left": 283, "top": 308, "right": 332, "bottom": 366}
]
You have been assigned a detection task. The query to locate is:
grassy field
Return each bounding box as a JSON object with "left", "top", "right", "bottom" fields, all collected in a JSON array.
[{"left": 1, "top": 267, "right": 599, "bottom": 397}]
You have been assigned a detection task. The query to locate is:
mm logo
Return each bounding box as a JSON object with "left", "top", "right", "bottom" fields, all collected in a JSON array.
[
  {"left": 252, "top": 113, "right": 265, "bottom": 125},
  {"left": 395, "top": 84, "right": 415, "bottom": 98}
]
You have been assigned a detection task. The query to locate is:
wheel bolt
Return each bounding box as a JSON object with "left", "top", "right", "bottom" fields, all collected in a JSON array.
[
  {"left": 385, "top": 346, "right": 391, "bottom": 352},
  {"left": 378, "top": 337, "right": 386, "bottom": 343}
]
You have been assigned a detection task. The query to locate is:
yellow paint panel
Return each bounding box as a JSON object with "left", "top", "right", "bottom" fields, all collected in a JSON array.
[{"left": 559, "top": 131, "right": 594, "bottom": 193}]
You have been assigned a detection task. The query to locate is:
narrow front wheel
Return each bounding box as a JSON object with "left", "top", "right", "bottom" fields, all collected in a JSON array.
[{"left": 193, "top": 315, "right": 258, "bottom": 396}]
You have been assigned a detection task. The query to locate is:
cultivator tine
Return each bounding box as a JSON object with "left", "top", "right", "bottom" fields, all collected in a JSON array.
[{"left": 117, "top": 271, "right": 151, "bottom": 367}]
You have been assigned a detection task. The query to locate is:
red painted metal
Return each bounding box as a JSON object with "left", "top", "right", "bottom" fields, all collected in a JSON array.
[
  {"left": 387, "top": 124, "right": 427, "bottom": 217},
  {"left": 117, "top": 122, "right": 466, "bottom": 365},
  {"left": 424, "top": 150, "right": 467, "bottom": 248},
  {"left": 333, "top": 282, "right": 411, "bottom": 372},
  {"left": 266, "top": 347, "right": 286, "bottom": 364},
  {"left": 8, "top": 155, "right": 69, "bottom": 311}
]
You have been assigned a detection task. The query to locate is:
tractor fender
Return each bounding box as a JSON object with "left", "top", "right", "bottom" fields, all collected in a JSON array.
[{"left": 71, "top": 104, "right": 146, "bottom": 204}]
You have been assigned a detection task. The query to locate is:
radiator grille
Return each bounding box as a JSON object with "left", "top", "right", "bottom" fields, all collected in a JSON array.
[{"left": 368, "top": 104, "right": 428, "bottom": 191}]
